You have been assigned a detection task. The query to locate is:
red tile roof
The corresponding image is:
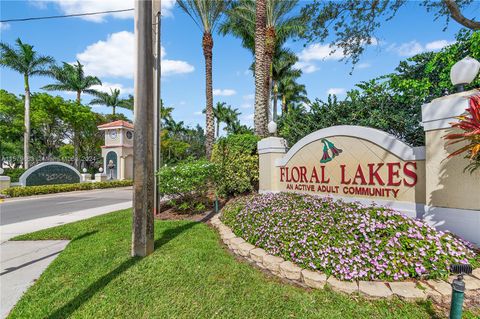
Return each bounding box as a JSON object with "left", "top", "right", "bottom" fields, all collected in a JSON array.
[{"left": 97, "top": 120, "right": 134, "bottom": 129}]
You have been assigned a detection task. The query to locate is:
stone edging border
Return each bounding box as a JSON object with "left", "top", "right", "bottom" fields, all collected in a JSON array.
[{"left": 210, "top": 214, "right": 480, "bottom": 301}]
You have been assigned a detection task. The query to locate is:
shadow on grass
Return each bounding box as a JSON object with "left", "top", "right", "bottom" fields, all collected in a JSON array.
[{"left": 46, "top": 222, "right": 198, "bottom": 319}]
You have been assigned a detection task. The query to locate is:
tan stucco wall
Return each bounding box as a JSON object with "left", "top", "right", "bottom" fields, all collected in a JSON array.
[
  {"left": 259, "top": 152, "right": 285, "bottom": 192},
  {"left": 273, "top": 136, "right": 426, "bottom": 204},
  {"left": 426, "top": 129, "right": 480, "bottom": 210}
]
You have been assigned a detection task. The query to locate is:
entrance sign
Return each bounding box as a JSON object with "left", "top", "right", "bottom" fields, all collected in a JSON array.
[
  {"left": 19, "top": 162, "right": 81, "bottom": 186},
  {"left": 260, "top": 126, "right": 425, "bottom": 216},
  {"left": 258, "top": 91, "right": 480, "bottom": 247}
]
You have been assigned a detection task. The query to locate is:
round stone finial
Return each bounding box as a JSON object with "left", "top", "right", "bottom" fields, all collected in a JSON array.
[
  {"left": 268, "top": 121, "right": 277, "bottom": 134},
  {"left": 99, "top": 167, "right": 104, "bottom": 173},
  {"left": 450, "top": 56, "right": 480, "bottom": 87},
  {"left": 82, "top": 168, "right": 87, "bottom": 173}
]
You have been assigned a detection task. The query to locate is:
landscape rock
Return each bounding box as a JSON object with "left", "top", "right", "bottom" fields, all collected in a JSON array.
[
  {"left": 279, "top": 261, "right": 302, "bottom": 281},
  {"left": 472, "top": 268, "right": 480, "bottom": 279},
  {"left": 426, "top": 279, "right": 452, "bottom": 302},
  {"left": 327, "top": 277, "right": 358, "bottom": 294},
  {"left": 263, "top": 255, "right": 284, "bottom": 273},
  {"left": 238, "top": 242, "right": 256, "bottom": 257},
  {"left": 419, "top": 283, "right": 442, "bottom": 303},
  {"left": 229, "top": 237, "right": 245, "bottom": 251},
  {"left": 358, "top": 281, "right": 392, "bottom": 298},
  {"left": 221, "top": 232, "right": 235, "bottom": 241},
  {"left": 464, "top": 275, "right": 480, "bottom": 291},
  {"left": 301, "top": 270, "right": 326, "bottom": 289},
  {"left": 250, "top": 248, "right": 267, "bottom": 263},
  {"left": 389, "top": 282, "right": 426, "bottom": 300}
]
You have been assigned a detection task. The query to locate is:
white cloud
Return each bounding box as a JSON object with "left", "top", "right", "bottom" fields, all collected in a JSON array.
[
  {"left": 37, "top": 0, "right": 175, "bottom": 22},
  {"left": 357, "top": 63, "right": 371, "bottom": 69},
  {"left": 298, "top": 44, "right": 346, "bottom": 62},
  {"left": 213, "top": 89, "right": 236, "bottom": 96},
  {"left": 77, "top": 31, "right": 194, "bottom": 79},
  {"left": 243, "top": 94, "right": 254, "bottom": 100},
  {"left": 294, "top": 61, "right": 319, "bottom": 74},
  {"left": 241, "top": 103, "right": 252, "bottom": 109},
  {"left": 327, "top": 88, "right": 346, "bottom": 95},
  {"left": 91, "top": 82, "right": 134, "bottom": 95},
  {"left": 388, "top": 39, "right": 453, "bottom": 57},
  {"left": 425, "top": 40, "right": 453, "bottom": 51},
  {"left": 0, "top": 22, "right": 10, "bottom": 31},
  {"left": 194, "top": 111, "right": 203, "bottom": 116}
]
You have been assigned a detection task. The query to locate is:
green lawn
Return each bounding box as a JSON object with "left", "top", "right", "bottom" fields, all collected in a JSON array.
[{"left": 9, "top": 210, "right": 443, "bottom": 319}]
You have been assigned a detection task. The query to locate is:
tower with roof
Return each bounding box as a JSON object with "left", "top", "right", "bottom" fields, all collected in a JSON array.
[{"left": 97, "top": 120, "right": 134, "bottom": 180}]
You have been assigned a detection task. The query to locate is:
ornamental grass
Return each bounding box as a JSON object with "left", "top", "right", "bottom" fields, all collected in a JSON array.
[{"left": 221, "top": 192, "right": 479, "bottom": 281}]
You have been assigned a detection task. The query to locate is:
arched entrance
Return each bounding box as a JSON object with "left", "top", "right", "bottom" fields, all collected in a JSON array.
[{"left": 105, "top": 151, "right": 118, "bottom": 180}]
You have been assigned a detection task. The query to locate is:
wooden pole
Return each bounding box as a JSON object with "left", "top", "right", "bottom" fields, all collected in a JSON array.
[{"left": 132, "top": 0, "right": 154, "bottom": 257}]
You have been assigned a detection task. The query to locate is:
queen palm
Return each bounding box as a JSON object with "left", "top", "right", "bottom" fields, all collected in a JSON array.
[
  {"left": 43, "top": 60, "right": 101, "bottom": 167},
  {"left": 0, "top": 38, "right": 54, "bottom": 169},
  {"left": 90, "top": 88, "right": 126, "bottom": 115},
  {"left": 177, "top": 0, "right": 229, "bottom": 158}
]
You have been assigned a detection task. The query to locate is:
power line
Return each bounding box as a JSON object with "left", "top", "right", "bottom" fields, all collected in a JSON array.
[{"left": 0, "top": 8, "right": 134, "bottom": 23}]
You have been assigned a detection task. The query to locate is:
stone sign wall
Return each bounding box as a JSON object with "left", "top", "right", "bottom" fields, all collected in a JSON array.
[
  {"left": 258, "top": 90, "right": 480, "bottom": 246},
  {"left": 19, "top": 162, "right": 81, "bottom": 186}
]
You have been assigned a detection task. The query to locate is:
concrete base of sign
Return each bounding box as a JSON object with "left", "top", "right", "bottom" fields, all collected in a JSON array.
[
  {"left": 210, "top": 213, "right": 480, "bottom": 304},
  {"left": 95, "top": 173, "right": 107, "bottom": 182},
  {"left": 0, "top": 176, "right": 11, "bottom": 190},
  {"left": 423, "top": 205, "right": 480, "bottom": 246},
  {"left": 81, "top": 173, "right": 92, "bottom": 183}
]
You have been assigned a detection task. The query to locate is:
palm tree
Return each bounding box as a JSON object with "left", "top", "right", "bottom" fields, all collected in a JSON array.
[
  {"left": 278, "top": 76, "right": 309, "bottom": 113},
  {"left": 254, "top": 0, "right": 268, "bottom": 136},
  {"left": 223, "top": 106, "right": 241, "bottom": 134},
  {"left": 43, "top": 61, "right": 101, "bottom": 104},
  {"left": 221, "top": 0, "right": 303, "bottom": 132},
  {"left": 271, "top": 48, "right": 302, "bottom": 119},
  {"left": 42, "top": 61, "right": 102, "bottom": 167},
  {"left": 0, "top": 38, "right": 54, "bottom": 169},
  {"left": 118, "top": 94, "right": 134, "bottom": 113},
  {"left": 177, "top": 0, "right": 229, "bottom": 158},
  {"left": 90, "top": 88, "right": 126, "bottom": 115}
]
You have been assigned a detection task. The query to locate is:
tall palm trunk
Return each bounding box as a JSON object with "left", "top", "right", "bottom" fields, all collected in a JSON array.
[
  {"left": 203, "top": 33, "right": 215, "bottom": 159},
  {"left": 73, "top": 91, "right": 81, "bottom": 168},
  {"left": 112, "top": 106, "right": 116, "bottom": 116},
  {"left": 273, "top": 80, "right": 278, "bottom": 121},
  {"left": 23, "top": 74, "right": 30, "bottom": 169},
  {"left": 216, "top": 119, "right": 220, "bottom": 138},
  {"left": 282, "top": 95, "right": 287, "bottom": 114},
  {"left": 254, "top": 0, "right": 268, "bottom": 137},
  {"left": 264, "top": 26, "right": 276, "bottom": 123}
]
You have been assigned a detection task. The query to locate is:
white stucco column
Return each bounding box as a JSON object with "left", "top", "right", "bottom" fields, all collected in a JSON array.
[
  {"left": 258, "top": 137, "right": 287, "bottom": 193},
  {"left": 120, "top": 156, "right": 126, "bottom": 180},
  {"left": 421, "top": 89, "right": 480, "bottom": 245}
]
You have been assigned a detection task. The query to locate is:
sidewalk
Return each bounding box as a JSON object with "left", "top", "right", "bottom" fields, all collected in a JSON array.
[
  {"left": 1, "top": 201, "right": 132, "bottom": 243},
  {"left": 0, "top": 201, "right": 132, "bottom": 318},
  {"left": 1, "top": 240, "right": 69, "bottom": 318}
]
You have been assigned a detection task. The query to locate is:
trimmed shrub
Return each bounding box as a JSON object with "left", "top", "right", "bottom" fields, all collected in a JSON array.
[
  {"left": 157, "top": 160, "right": 216, "bottom": 213},
  {"left": 211, "top": 133, "right": 260, "bottom": 198},
  {"left": 221, "top": 192, "right": 479, "bottom": 281},
  {"left": 1, "top": 180, "right": 133, "bottom": 197},
  {"left": 2, "top": 168, "right": 26, "bottom": 182}
]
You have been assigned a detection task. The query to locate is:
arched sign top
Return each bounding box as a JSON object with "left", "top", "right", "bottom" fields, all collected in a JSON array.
[
  {"left": 19, "top": 162, "right": 81, "bottom": 186},
  {"left": 276, "top": 125, "right": 425, "bottom": 167}
]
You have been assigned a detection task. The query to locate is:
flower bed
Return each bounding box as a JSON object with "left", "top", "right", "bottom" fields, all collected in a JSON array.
[{"left": 221, "top": 192, "right": 479, "bottom": 281}]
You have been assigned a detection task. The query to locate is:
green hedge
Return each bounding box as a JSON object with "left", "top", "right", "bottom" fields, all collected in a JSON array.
[
  {"left": 2, "top": 168, "right": 26, "bottom": 182},
  {"left": 211, "top": 133, "right": 260, "bottom": 197},
  {"left": 1, "top": 180, "right": 133, "bottom": 197}
]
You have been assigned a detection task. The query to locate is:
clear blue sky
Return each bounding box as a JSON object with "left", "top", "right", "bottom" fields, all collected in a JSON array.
[{"left": 0, "top": 0, "right": 475, "bottom": 130}]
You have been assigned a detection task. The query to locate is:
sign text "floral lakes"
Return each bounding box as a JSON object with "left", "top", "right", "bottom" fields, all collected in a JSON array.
[{"left": 280, "top": 162, "right": 418, "bottom": 199}]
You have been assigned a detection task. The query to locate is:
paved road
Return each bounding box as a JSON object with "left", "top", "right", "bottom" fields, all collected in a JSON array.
[{"left": 0, "top": 187, "right": 132, "bottom": 225}]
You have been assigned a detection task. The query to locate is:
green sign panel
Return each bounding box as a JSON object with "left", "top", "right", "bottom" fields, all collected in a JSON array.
[{"left": 20, "top": 162, "right": 81, "bottom": 186}]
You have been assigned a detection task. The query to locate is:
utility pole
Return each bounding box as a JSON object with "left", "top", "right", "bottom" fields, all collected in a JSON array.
[
  {"left": 153, "top": 0, "right": 162, "bottom": 217},
  {"left": 132, "top": 0, "right": 154, "bottom": 257}
]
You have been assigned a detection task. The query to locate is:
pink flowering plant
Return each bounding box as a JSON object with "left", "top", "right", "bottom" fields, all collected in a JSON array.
[{"left": 221, "top": 193, "right": 479, "bottom": 281}]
